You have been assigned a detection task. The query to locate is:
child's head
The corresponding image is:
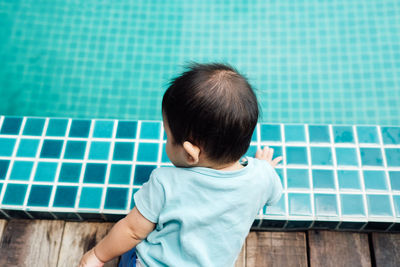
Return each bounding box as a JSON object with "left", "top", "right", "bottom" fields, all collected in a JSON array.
[{"left": 162, "top": 62, "right": 259, "bottom": 166}]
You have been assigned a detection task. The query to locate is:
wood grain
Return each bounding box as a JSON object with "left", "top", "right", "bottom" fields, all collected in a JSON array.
[
  {"left": 371, "top": 233, "right": 400, "bottom": 267},
  {"left": 0, "top": 219, "right": 64, "bottom": 267},
  {"left": 0, "top": 220, "right": 7, "bottom": 240},
  {"left": 57, "top": 222, "right": 119, "bottom": 267},
  {"left": 234, "top": 241, "right": 246, "bottom": 267},
  {"left": 308, "top": 230, "right": 370, "bottom": 267},
  {"left": 246, "top": 231, "right": 307, "bottom": 267}
]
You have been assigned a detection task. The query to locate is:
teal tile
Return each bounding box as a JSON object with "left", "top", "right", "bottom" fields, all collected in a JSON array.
[
  {"left": 357, "top": 126, "right": 379, "bottom": 144},
  {"left": 310, "top": 147, "right": 332, "bottom": 165},
  {"left": 312, "top": 170, "right": 335, "bottom": 189},
  {"left": 1, "top": 117, "right": 22, "bottom": 135},
  {"left": 367, "top": 195, "right": 393, "bottom": 216},
  {"left": 10, "top": 161, "right": 34, "bottom": 181},
  {"left": 337, "top": 170, "right": 361, "bottom": 190},
  {"left": 288, "top": 193, "right": 312, "bottom": 216},
  {"left": 59, "top": 163, "right": 82, "bottom": 183},
  {"left": 16, "top": 139, "right": 40, "bottom": 157},
  {"left": 113, "top": 142, "right": 135, "bottom": 161},
  {"left": 308, "top": 125, "right": 330, "bottom": 143},
  {"left": 251, "top": 129, "right": 257, "bottom": 142},
  {"left": 275, "top": 168, "right": 284, "bottom": 185},
  {"left": 286, "top": 168, "right": 309, "bottom": 189},
  {"left": 284, "top": 125, "right": 306, "bottom": 142},
  {"left": 335, "top": 147, "right": 358, "bottom": 166},
  {"left": 286, "top": 146, "right": 308, "bottom": 165},
  {"left": 83, "top": 163, "right": 107, "bottom": 184},
  {"left": 34, "top": 162, "right": 58, "bottom": 182},
  {"left": 27, "top": 185, "right": 53, "bottom": 207},
  {"left": 92, "top": 120, "right": 114, "bottom": 138},
  {"left": 0, "top": 160, "right": 10, "bottom": 180},
  {"left": 314, "top": 194, "right": 338, "bottom": 216},
  {"left": 389, "top": 171, "right": 400, "bottom": 191},
  {"left": 393, "top": 196, "right": 400, "bottom": 217},
  {"left": 264, "top": 196, "right": 286, "bottom": 216},
  {"left": 40, "top": 140, "right": 63, "bottom": 158},
  {"left": 79, "top": 187, "right": 103, "bottom": 209},
  {"left": 363, "top": 171, "right": 388, "bottom": 191},
  {"left": 2, "top": 184, "right": 28, "bottom": 205},
  {"left": 104, "top": 188, "right": 128, "bottom": 210},
  {"left": 69, "top": 119, "right": 91, "bottom": 138},
  {"left": 116, "top": 121, "right": 137, "bottom": 139},
  {"left": 340, "top": 194, "right": 366, "bottom": 216},
  {"left": 88, "top": 141, "right": 110, "bottom": 160},
  {"left": 161, "top": 143, "right": 170, "bottom": 163},
  {"left": 109, "top": 164, "right": 131, "bottom": 184},
  {"left": 381, "top": 127, "right": 400, "bottom": 145},
  {"left": 360, "top": 148, "right": 383, "bottom": 166},
  {"left": 53, "top": 186, "right": 78, "bottom": 208},
  {"left": 333, "top": 126, "right": 354, "bottom": 143},
  {"left": 245, "top": 145, "right": 258, "bottom": 158},
  {"left": 269, "top": 146, "right": 283, "bottom": 158},
  {"left": 140, "top": 122, "right": 161, "bottom": 140},
  {"left": 64, "top": 141, "right": 86, "bottom": 159},
  {"left": 137, "top": 143, "right": 159, "bottom": 162},
  {"left": 46, "top": 119, "right": 68, "bottom": 137},
  {"left": 0, "top": 138, "right": 16, "bottom": 156},
  {"left": 23, "top": 118, "right": 45, "bottom": 136},
  {"left": 134, "top": 165, "right": 156, "bottom": 185},
  {"left": 385, "top": 149, "right": 400, "bottom": 167},
  {"left": 260, "top": 124, "right": 281, "bottom": 142}
]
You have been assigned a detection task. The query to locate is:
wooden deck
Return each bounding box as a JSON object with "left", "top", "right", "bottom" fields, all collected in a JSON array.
[{"left": 0, "top": 220, "right": 399, "bottom": 266}]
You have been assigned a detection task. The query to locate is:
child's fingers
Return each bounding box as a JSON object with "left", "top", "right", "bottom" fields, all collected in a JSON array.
[
  {"left": 255, "top": 149, "right": 262, "bottom": 159},
  {"left": 271, "top": 156, "right": 283, "bottom": 166},
  {"left": 266, "top": 147, "right": 274, "bottom": 161}
]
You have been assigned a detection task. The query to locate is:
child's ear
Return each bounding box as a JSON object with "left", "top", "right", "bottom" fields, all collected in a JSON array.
[{"left": 182, "top": 141, "right": 200, "bottom": 165}]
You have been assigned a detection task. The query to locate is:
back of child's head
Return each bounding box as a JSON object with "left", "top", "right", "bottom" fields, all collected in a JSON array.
[{"left": 162, "top": 62, "right": 259, "bottom": 164}]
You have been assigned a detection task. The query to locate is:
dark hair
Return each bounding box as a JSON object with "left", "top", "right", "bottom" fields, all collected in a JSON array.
[{"left": 162, "top": 62, "right": 259, "bottom": 164}]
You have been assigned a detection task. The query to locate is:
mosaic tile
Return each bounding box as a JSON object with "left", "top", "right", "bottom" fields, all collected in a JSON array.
[
  {"left": 310, "top": 147, "right": 332, "bottom": 165},
  {"left": 27, "top": 185, "right": 53, "bottom": 207},
  {"left": 286, "top": 169, "right": 309, "bottom": 189},
  {"left": 46, "top": 119, "right": 68, "bottom": 137},
  {"left": 109, "top": 164, "right": 131, "bottom": 185},
  {"left": 385, "top": 148, "right": 400, "bottom": 167},
  {"left": 340, "top": 194, "right": 366, "bottom": 216},
  {"left": 88, "top": 141, "right": 111, "bottom": 160},
  {"left": 140, "top": 122, "right": 161, "bottom": 140},
  {"left": 357, "top": 126, "right": 379, "bottom": 144},
  {"left": 286, "top": 146, "right": 308, "bottom": 165},
  {"left": 381, "top": 127, "right": 400, "bottom": 145},
  {"left": 16, "top": 139, "right": 40, "bottom": 158},
  {"left": 360, "top": 148, "right": 384, "bottom": 167},
  {"left": 260, "top": 124, "right": 281, "bottom": 142},
  {"left": 92, "top": 120, "right": 114, "bottom": 138},
  {"left": 0, "top": 138, "right": 16, "bottom": 156},
  {"left": 337, "top": 170, "right": 361, "bottom": 190},
  {"left": 23, "top": 118, "right": 45, "bottom": 136},
  {"left": 333, "top": 126, "right": 355, "bottom": 143},
  {"left": 389, "top": 171, "right": 400, "bottom": 191},
  {"left": 0, "top": 117, "right": 23, "bottom": 135},
  {"left": 335, "top": 147, "right": 358, "bottom": 166},
  {"left": 137, "top": 143, "right": 159, "bottom": 162},
  {"left": 69, "top": 119, "right": 91, "bottom": 138},
  {"left": 288, "top": 193, "right": 312, "bottom": 216},
  {"left": 367, "top": 195, "right": 393, "bottom": 216},
  {"left": 53, "top": 186, "right": 78, "bottom": 208},
  {"left": 104, "top": 188, "right": 128, "bottom": 210},
  {"left": 314, "top": 194, "right": 338, "bottom": 217},
  {"left": 308, "top": 125, "right": 330, "bottom": 143},
  {"left": 312, "top": 170, "right": 335, "bottom": 190},
  {"left": 363, "top": 171, "right": 388, "bottom": 191},
  {"left": 34, "top": 162, "right": 58, "bottom": 182},
  {"left": 2, "top": 184, "right": 27, "bottom": 205},
  {"left": 59, "top": 163, "right": 82, "bottom": 183},
  {"left": 79, "top": 187, "right": 103, "bottom": 209},
  {"left": 10, "top": 161, "right": 34, "bottom": 181},
  {"left": 0, "top": 160, "right": 10, "bottom": 180},
  {"left": 113, "top": 142, "right": 135, "bottom": 161},
  {"left": 284, "top": 125, "right": 306, "bottom": 142},
  {"left": 40, "top": 140, "right": 63, "bottom": 159},
  {"left": 83, "top": 163, "right": 107, "bottom": 184},
  {"left": 116, "top": 121, "right": 137, "bottom": 139},
  {"left": 64, "top": 141, "right": 86, "bottom": 159}
]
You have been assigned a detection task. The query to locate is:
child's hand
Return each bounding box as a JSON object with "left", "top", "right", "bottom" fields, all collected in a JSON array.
[
  {"left": 255, "top": 146, "right": 283, "bottom": 167},
  {"left": 78, "top": 248, "right": 105, "bottom": 267}
]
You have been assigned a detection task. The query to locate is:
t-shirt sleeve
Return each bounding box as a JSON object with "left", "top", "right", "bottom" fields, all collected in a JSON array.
[
  {"left": 133, "top": 170, "right": 165, "bottom": 223},
  {"left": 264, "top": 162, "right": 283, "bottom": 206}
]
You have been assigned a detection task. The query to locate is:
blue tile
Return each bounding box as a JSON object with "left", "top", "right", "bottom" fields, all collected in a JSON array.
[
  {"left": 27, "top": 185, "right": 53, "bottom": 207},
  {"left": 16, "top": 139, "right": 40, "bottom": 157},
  {"left": 286, "top": 169, "right": 309, "bottom": 189},
  {"left": 53, "top": 186, "right": 78, "bottom": 208},
  {"left": 161, "top": 143, "right": 170, "bottom": 163},
  {"left": 367, "top": 195, "right": 393, "bottom": 216},
  {"left": 275, "top": 168, "right": 284, "bottom": 185},
  {"left": 109, "top": 164, "right": 131, "bottom": 185},
  {"left": 64, "top": 141, "right": 87, "bottom": 159},
  {"left": 285, "top": 125, "right": 306, "bottom": 142},
  {"left": 337, "top": 170, "right": 361, "bottom": 190},
  {"left": 286, "top": 147, "right": 308, "bottom": 165},
  {"left": 40, "top": 140, "right": 63, "bottom": 158},
  {"left": 134, "top": 165, "right": 156, "bottom": 185},
  {"left": 10, "top": 161, "right": 34, "bottom": 181},
  {"left": 23, "top": 118, "right": 45, "bottom": 136},
  {"left": 46, "top": 119, "right": 68, "bottom": 137},
  {"left": 381, "top": 127, "right": 400, "bottom": 145},
  {"left": 314, "top": 194, "right": 338, "bottom": 216},
  {"left": 335, "top": 147, "right": 359, "bottom": 166},
  {"left": 288, "top": 193, "right": 312, "bottom": 216},
  {"left": 0, "top": 160, "right": 10, "bottom": 180},
  {"left": 385, "top": 149, "right": 400, "bottom": 167},
  {"left": 69, "top": 119, "right": 91, "bottom": 138},
  {"left": 88, "top": 141, "right": 110, "bottom": 160},
  {"left": 2, "top": 184, "right": 28, "bottom": 205},
  {"left": 389, "top": 171, "right": 400, "bottom": 191},
  {"left": 162, "top": 129, "right": 167, "bottom": 141},
  {"left": 79, "top": 187, "right": 103, "bottom": 209},
  {"left": 92, "top": 120, "right": 114, "bottom": 138},
  {"left": 360, "top": 148, "right": 383, "bottom": 167},
  {"left": 340, "top": 194, "right": 366, "bottom": 216},
  {"left": 140, "top": 122, "right": 161, "bottom": 140},
  {"left": 59, "top": 163, "right": 82, "bottom": 183},
  {"left": 0, "top": 138, "right": 16, "bottom": 156},
  {"left": 83, "top": 163, "right": 107, "bottom": 184},
  {"left": 245, "top": 145, "right": 258, "bottom": 158},
  {"left": 333, "top": 126, "right": 354, "bottom": 143},
  {"left": 363, "top": 171, "right": 388, "bottom": 191},
  {"left": 34, "top": 162, "right": 58, "bottom": 182},
  {"left": 116, "top": 121, "right": 137, "bottom": 139},
  {"left": 137, "top": 143, "right": 159, "bottom": 162},
  {"left": 104, "top": 188, "right": 128, "bottom": 210},
  {"left": 310, "top": 147, "right": 332, "bottom": 165},
  {"left": 113, "top": 142, "right": 135, "bottom": 161},
  {"left": 260, "top": 124, "right": 281, "bottom": 142},
  {"left": 264, "top": 196, "right": 286, "bottom": 216},
  {"left": 251, "top": 129, "right": 257, "bottom": 142},
  {"left": 312, "top": 170, "right": 335, "bottom": 189},
  {"left": 357, "top": 126, "right": 379, "bottom": 144},
  {"left": 393, "top": 196, "right": 400, "bottom": 217},
  {"left": 308, "top": 125, "right": 330, "bottom": 143},
  {"left": 1, "top": 117, "right": 22, "bottom": 135},
  {"left": 270, "top": 146, "right": 283, "bottom": 159}
]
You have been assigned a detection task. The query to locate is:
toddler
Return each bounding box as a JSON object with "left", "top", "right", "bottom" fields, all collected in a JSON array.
[{"left": 79, "top": 62, "right": 283, "bottom": 267}]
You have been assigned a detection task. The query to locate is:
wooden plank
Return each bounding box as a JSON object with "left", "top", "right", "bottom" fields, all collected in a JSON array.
[
  {"left": 0, "top": 219, "right": 65, "bottom": 267},
  {"left": 246, "top": 231, "right": 307, "bottom": 267},
  {"left": 308, "top": 230, "right": 370, "bottom": 267},
  {"left": 234, "top": 241, "right": 246, "bottom": 267},
  {"left": 372, "top": 233, "right": 400, "bottom": 267},
  {"left": 0, "top": 220, "right": 7, "bottom": 240},
  {"left": 57, "top": 222, "right": 119, "bottom": 267}
]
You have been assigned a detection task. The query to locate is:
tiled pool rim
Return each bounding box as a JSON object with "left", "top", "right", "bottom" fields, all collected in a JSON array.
[{"left": 0, "top": 116, "right": 399, "bottom": 232}]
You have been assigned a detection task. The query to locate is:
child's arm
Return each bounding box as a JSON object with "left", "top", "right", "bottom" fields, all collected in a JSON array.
[{"left": 79, "top": 207, "right": 155, "bottom": 267}]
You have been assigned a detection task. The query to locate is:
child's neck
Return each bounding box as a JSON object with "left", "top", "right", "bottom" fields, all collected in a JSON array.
[{"left": 205, "top": 161, "right": 244, "bottom": 171}]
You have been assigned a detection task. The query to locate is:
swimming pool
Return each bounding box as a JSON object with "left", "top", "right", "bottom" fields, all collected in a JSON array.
[{"left": 1, "top": 0, "right": 399, "bottom": 124}]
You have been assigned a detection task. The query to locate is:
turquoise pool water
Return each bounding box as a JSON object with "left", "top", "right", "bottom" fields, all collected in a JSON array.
[{"left": 0, "top": 0, "right": 399, "bottom": 124}]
